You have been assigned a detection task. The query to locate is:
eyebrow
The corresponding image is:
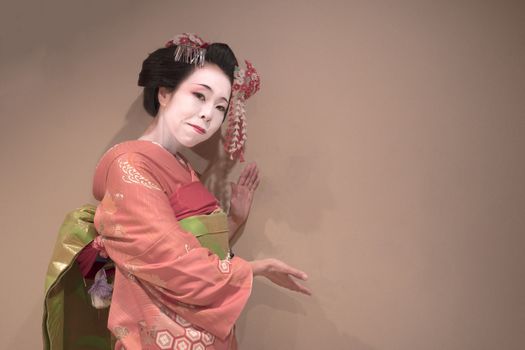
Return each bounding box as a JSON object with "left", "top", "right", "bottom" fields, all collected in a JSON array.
[{"left": 194, "top": 84, "right": 229, "bottom": 103}]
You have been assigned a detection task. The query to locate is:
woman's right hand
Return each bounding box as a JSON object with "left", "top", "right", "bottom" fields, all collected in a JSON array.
[{"left": 250, "top": 258, "right": 312, "bottom": 296}]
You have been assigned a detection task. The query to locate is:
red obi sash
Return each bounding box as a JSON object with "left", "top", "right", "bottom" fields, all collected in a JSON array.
[{"left": 169, "top": 181, "right": 220, "bottom": 220}]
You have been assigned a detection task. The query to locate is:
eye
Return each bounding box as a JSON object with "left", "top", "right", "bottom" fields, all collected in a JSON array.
[
  {"left": 193, "top": 92, "right": 205, "bottom": 101},
  {"left": 216, "top": 105, "right": 226, "bottom": 112}
]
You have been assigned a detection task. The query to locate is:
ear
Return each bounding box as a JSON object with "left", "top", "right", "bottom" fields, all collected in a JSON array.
[{"left": 158, "top": 87, "right": 174, "bottom": 107}]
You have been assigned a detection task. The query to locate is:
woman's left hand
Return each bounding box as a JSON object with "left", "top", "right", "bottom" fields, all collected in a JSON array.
[
  {"left": 229, "top": 162, "right": 260, "bottom": 226},
  {"left": 250, "top": 258, "right": 312, "bottom": 296}
]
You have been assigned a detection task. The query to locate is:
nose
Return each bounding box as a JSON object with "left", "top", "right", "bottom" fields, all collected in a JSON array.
[
  {"left": 200, "top": 113, "right": 212, "bottom": 123},
  {"left": 199, "top": 103, "right": 214, "bottom": 124}
]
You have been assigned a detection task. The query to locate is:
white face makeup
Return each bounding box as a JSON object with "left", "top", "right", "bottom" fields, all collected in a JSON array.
[{"left": 160, "top": 63, "right": 231, "bottom": 148}]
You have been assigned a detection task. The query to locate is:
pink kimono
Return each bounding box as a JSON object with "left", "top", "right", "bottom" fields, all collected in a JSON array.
[{"left": 92, "top": 140, "right": 253, "bottom": 350}]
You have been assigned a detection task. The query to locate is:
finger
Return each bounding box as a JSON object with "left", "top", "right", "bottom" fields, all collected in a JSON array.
[
  {"left": 238, "top": 165, "right": 250, "bottom": 185},
  {"left": 241, "top": 163, "right": 253, "bottom": 186},
  {"left": 251, "top": 178, "right": 260, "bottom": 191},
  {"left": 247, "top": 173, "right": 258, "bottom": 192},
  {"left": 244, "top": 162, "right": 257, "bottom": 183},
  {"left": 248, "top": 166, "right": 259, "bottom": 188},
  {"left": 294, "top": 283, "right": 312, "bottom": 296},
  {"left": 285, "top": 266, "right": 309, "bottom": 281},
  {"left": 270, "top": 259, "right": 308, "bottom": 280},
  {"left": 285, "top": 276, "right": 312, "bottom": 296},
  {"left": 247, "top": 163, "right": 258, "bottom": 185}
]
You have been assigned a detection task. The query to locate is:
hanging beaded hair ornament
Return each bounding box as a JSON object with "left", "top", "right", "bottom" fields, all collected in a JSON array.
[{"left": 165, "top": 33, "right": 261, "bottom": 162}]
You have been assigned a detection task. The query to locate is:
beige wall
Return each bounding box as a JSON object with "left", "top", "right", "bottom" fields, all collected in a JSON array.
[{"left": 1, "top": 0, "right": 524, "bottom": 349}]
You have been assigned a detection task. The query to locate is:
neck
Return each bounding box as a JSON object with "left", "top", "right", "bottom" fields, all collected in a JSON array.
[{"left": 139, "top": 112, "right": 182, "bottom": 155}]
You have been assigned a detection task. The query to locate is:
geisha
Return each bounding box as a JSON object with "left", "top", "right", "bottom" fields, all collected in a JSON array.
[{"left": 43, "top": 33, "right": 310, "bottom": 350}]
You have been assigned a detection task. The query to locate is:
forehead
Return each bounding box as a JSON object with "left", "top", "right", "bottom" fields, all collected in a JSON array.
[{"left": 183, "top": 64, "right": 231, "bottom": 95}]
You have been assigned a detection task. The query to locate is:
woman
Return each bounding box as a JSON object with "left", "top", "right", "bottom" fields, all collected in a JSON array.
[{"left": 44, "top": 33, "right": 310, "bottom": 350}]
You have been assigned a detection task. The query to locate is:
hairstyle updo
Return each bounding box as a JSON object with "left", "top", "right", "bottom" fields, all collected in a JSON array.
[{"left": 137, "top": 43, "right": 238, "bottom": 117}]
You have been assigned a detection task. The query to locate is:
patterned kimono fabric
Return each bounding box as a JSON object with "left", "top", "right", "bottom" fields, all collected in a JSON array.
[{"left": 43, "top": 140, "right": 252, "bottom": 350}]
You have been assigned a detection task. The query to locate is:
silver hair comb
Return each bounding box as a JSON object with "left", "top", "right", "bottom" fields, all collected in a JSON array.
[{"left": 173, "top": 44, "right": 207, "bottom": 67}]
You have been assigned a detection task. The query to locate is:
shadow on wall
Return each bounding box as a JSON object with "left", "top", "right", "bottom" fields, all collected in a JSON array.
[
  {"left": 99, "top": 95, "right": 151, "bottom": 159},
  {"left": 235, "top": 280, "right": 376, "bottom": 350},
  {"left": 184, "top": 128, "right": 238, "bottom": 209},
  {"left": 268, "top": 151, "right": 335, "bottom": 232},
  {"left": 231, "top": 149, "right": 336, "bottom": 261}
]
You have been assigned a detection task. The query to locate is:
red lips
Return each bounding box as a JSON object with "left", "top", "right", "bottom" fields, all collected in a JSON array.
[{"left": 187, "top": 123, "right": 206, "bottom": 134}]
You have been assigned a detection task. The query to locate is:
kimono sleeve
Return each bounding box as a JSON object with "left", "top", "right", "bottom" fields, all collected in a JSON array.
[{"left": 93, "top": 152, "right": 253, "bottom": 338}]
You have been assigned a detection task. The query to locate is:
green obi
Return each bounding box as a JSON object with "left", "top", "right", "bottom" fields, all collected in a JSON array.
[
  {"left": 43, "top": 204, "right": 231, "bottom": 350},
  {"left": 179, "top": 210, "right": 230, "bottom": 260}
]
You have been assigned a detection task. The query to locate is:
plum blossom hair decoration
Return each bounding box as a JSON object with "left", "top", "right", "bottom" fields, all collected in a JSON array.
[{"left": 165, "top": 33, "right": 261, "bottom": 161}]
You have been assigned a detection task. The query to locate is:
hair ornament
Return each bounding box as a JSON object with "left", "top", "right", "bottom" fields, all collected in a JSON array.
[
  {"left": 165, "top": 33, "right": 209, "bottom": 67},
  {"left": 224, "top": 60, "right": 261, "bottom": 161}
]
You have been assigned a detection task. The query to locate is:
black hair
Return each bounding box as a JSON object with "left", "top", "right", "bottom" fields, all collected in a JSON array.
[{"left": 137, "top": 43, "right": 238, "bottom": 117}]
